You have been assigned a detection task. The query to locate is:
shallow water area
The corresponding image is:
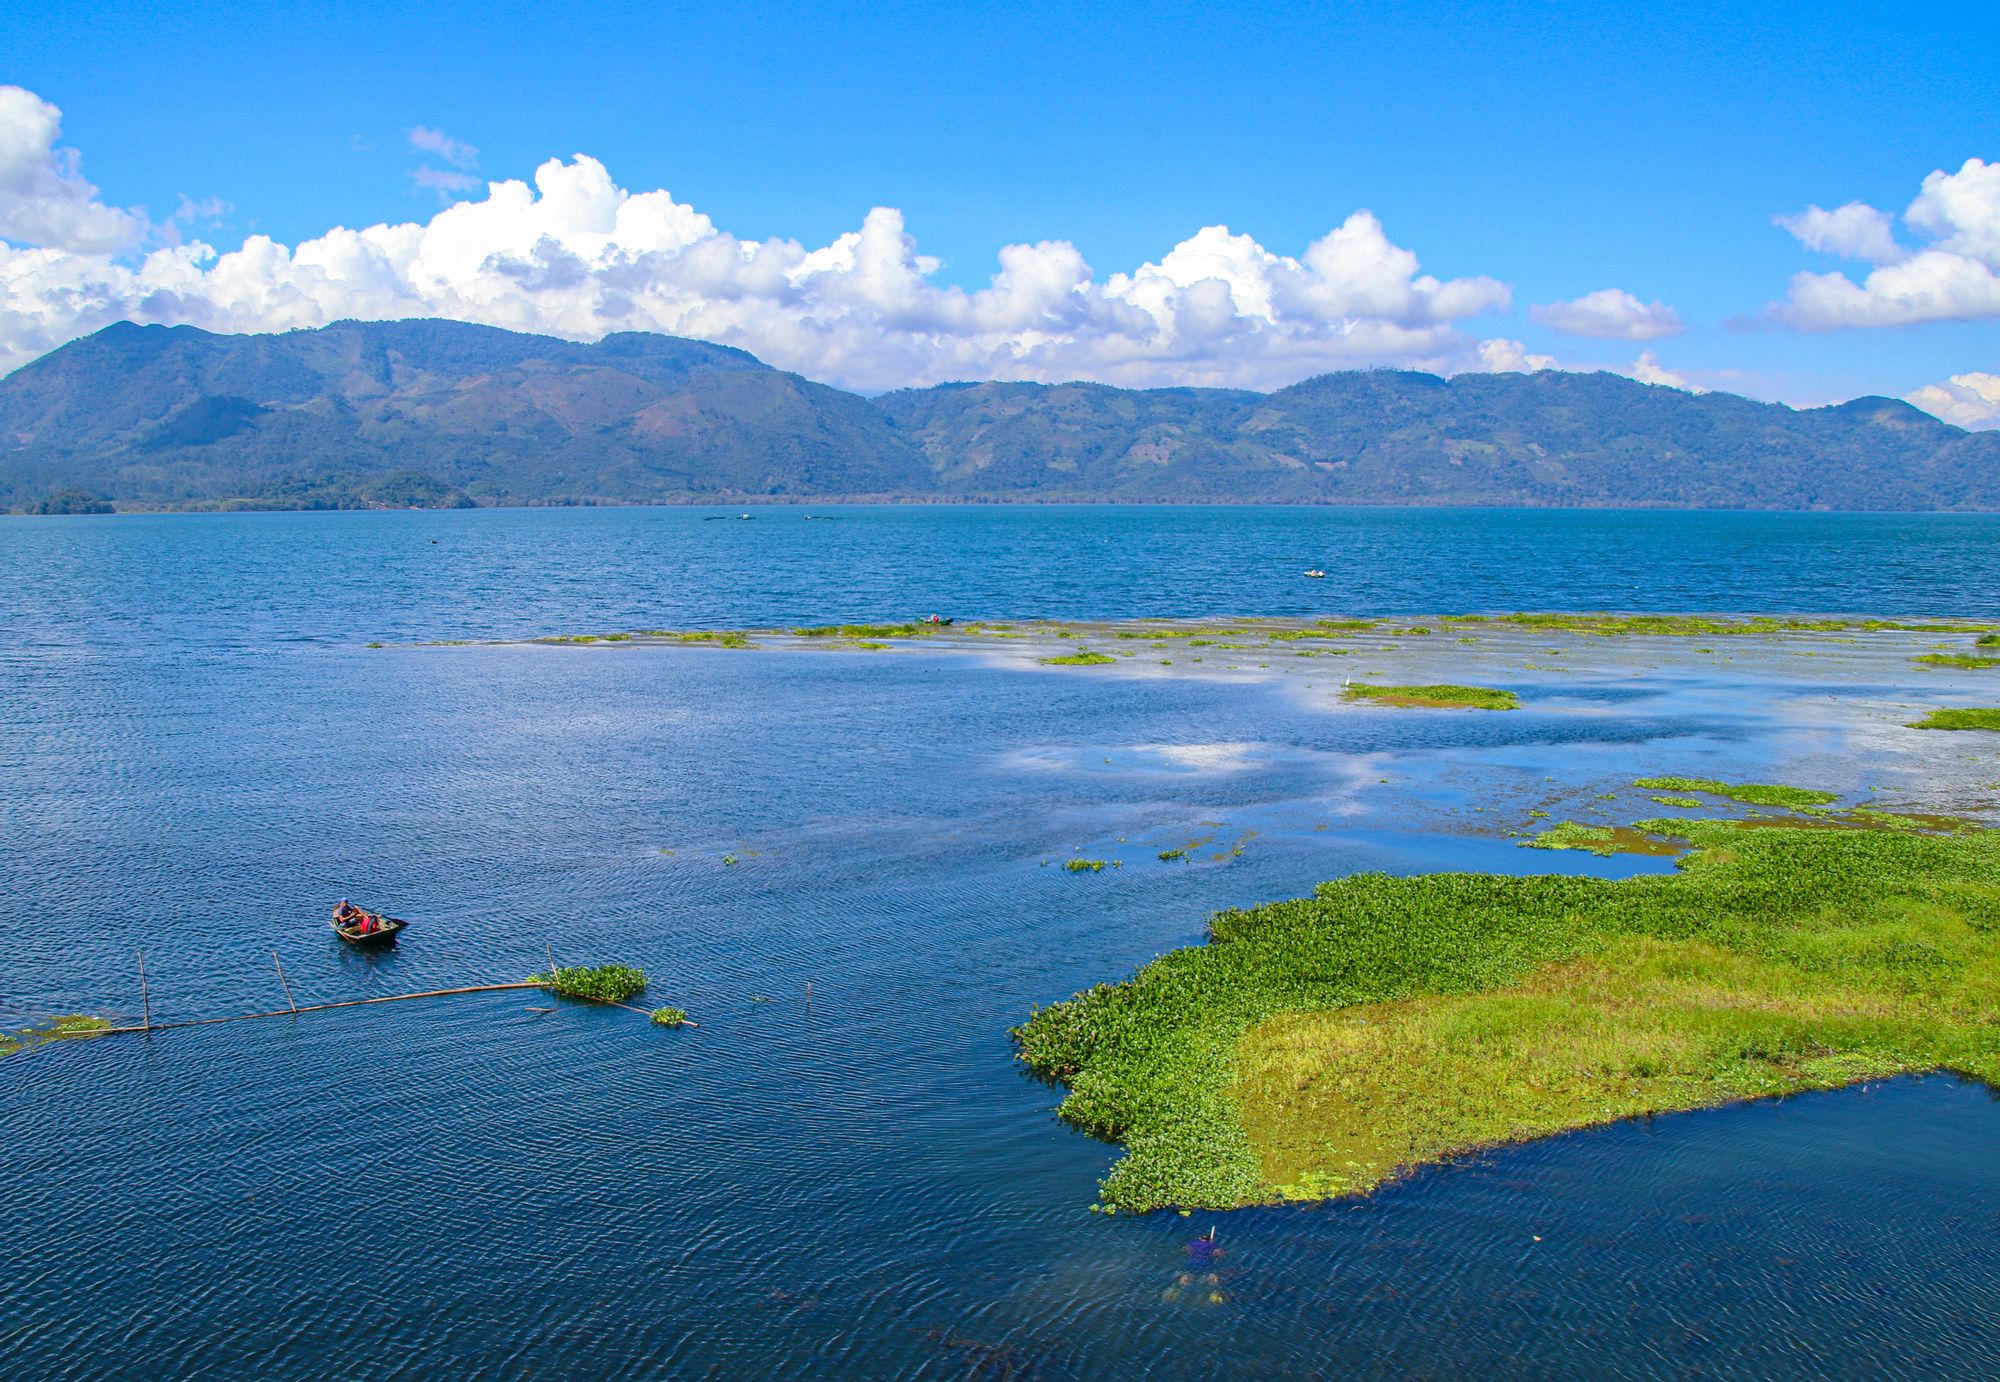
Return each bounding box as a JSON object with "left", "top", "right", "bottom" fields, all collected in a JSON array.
[{"left": 4, "top": 506, "right": 2000, "bottom": 1378}]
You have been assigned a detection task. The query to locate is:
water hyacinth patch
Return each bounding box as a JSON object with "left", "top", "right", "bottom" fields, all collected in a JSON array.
[
  {"left": 1631, "top": 776, "right": 1838, "bottom": 809},
  {"left": 534, "top": 964, "right": 648, "bottom": 1004},
  {"left": 1013, "top": 820, "right": 2000, "bottom": 1211},
  {"left": 1909, "top": 708, "right": 2000, "bottom": 731}
]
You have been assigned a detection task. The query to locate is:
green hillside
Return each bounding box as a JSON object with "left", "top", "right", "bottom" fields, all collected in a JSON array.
[{"left": 4, "top": 320, "right": 1997, "bottom": 511}]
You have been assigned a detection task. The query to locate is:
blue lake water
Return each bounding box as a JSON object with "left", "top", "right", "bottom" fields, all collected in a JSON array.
[{"left": 3, "top": 505, "right": 1999, "bottom": 1378}]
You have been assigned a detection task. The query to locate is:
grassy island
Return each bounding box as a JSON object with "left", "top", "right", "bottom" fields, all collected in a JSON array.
[
  {"left": 1013, "top": 819, "right": 2000, "bottom": 1210},
  {"left": 1343, "top": 683, "right": 1518, "bottom": 710}
]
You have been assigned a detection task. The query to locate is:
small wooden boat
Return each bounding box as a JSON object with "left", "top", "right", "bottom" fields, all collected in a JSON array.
[{"left": 330, "top": 905, "right": 407, "bottom": 946}]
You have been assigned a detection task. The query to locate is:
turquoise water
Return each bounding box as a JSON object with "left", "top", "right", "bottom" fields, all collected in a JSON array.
[{"left": 3, "top": 505, "right": 1999, "bottom": 1378}]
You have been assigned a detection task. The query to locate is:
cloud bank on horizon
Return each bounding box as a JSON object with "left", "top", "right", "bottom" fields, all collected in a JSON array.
[{"left": 0, "top": 84, "right": 1993, "bottom": 426}]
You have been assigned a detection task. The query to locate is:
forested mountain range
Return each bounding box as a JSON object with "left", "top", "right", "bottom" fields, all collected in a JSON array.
[{"left": 4, "top": 319, "right": 1995, "bottom": 512}]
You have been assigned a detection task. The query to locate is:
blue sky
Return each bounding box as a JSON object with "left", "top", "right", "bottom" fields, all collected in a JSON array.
[{"left": 3, "top": 0, "right": 1997, "bottom": 416}]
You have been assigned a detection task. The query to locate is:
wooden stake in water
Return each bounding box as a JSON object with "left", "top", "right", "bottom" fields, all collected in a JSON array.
[
  {"left": 546, "top": 944, "right": 558, "bottom": 983},
  {"left": 272, "top": 951, "right": 298, "bottom": 1014},
  {"left": 136, "top": 948, "right": 152, "bottom": 1032}
]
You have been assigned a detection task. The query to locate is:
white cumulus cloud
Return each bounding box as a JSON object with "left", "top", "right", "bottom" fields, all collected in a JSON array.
[
  {"left": 0, "top": 85, "right": 1522, "bottom": 389},
  {"left": 0, "top": 85, "right": 144, "bottom": 253},
  {"left": 1529, "top": 288, "right": 1682, "bottom": 341},
  {"left": 1907, "top": 371, "right": 2000, "bottom": 429},
  {"left": 1627, "top": 351, "right": 1705, "bottom": 393},
  {"left": 1473, "top": 337, "right": 1555, "bottom": 372},
  {"left": 1773, "top": 158, "right": 2000, "bottom": 328}
]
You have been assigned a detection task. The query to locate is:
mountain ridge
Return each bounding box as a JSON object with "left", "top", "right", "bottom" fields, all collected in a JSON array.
[{"left": 5, "top": 319, "right": 1997, "bottom": 512}]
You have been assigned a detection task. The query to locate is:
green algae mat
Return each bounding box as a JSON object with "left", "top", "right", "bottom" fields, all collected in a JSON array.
[{"left": 1013, "top": 820, "right": 2000, "bottom": 1210}]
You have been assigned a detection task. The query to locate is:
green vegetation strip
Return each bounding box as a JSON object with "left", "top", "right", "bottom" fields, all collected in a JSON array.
[
  {"left": 1500, "top": 613, "right": 1983, "bottom": 637},
  {"left": 1910, "top": 708, "right": 2000, "bottom": 731},
  {"left": 1343, "top": 683, "right": 1518, "bottom": 711},
  {"left": 1012, "top": 820, "right": 2000, "bottom": 1210},
  {"left": 1632, "top": 776, "right": 1839, "bottom": 809},
  {"left": 1917, "top": 653, "right": 2000, "bottom": 670},
  {"left": 1041, "top": 652, "right": 1117, "bottom": 667}
]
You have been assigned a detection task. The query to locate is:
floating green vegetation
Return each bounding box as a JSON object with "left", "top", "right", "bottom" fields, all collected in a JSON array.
[
  {"left": 1649, "top": 795, "right": 1705, "bottom": 808},
  {"left": 791, "top": 622, "right": 936, "bottom": 639},
  {"left": 542, "top": 634, "right": 601, "bottom": 644},
  {"left": 1910, "top": 708, "right": 2000, "bottom": 732},
  {"left": 1979, "top": 634, "right": 2000, "bottom": 648},
  {"left": 1159, "top": 848, "right": 1189, "bottom": 862},
  {"left": 1041, "top": 652, "right": 1117, "bottom": 667},
  {"left": 671, "top": 631, "right": 753, "bottom": 648},
  {"left": 1012, "top": 820, "right": 2000, "bottom": 1210},
  {"left": 1487, "top": 612, "right": 1971, "bottom": 638},
  {"left": 1631, "top": 776, "right": 1839, "bottom": 809},
  {"left": 1521, "top": 821, "right": 1683, "bottom": 857},
  {"left": 534, "top": 964, "right": 648, "bottom": 1004},
  {"left": 1391, "top": 626, "right": 1432, "bottom": 637},
  {"left": 2, "top": 1014, "right": 114, "bottom": 1061},
  {"left": 366, "top": 641, "right": 384, "bottom": 649},
  {"left": 1916, "top": 653, "right": 2000, "bottom": 670},
  {"left": 1342, "top": 683, "right": 1518, "bottom": 711},
  {"left": 651, "top": 1007, "right": 690, "bottom": 1027},
  {"left": 1065, "top": 859, "right": 1109, "bottom": 873}
]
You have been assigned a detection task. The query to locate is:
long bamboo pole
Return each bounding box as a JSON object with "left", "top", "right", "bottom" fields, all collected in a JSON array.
[{"left": 85, "top": 981, "right": 544, "bottom": 1036}]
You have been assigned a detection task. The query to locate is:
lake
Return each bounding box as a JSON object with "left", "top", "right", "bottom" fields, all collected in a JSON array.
[{"left": 3, "top": 505, "right": 1999, "bottom": 1379}]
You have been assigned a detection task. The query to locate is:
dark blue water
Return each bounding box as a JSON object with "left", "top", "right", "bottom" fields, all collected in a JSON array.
[
  {"left": 4, "top": 506, "right": 1999, "bottom": 1379},
  {"left": 3, "top": 505, "right": 1998, "bottom": 651}
]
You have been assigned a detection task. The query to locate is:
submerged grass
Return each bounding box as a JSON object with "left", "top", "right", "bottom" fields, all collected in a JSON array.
[
  {"left": 1632, "top": 776, "right": 1839, "bottom": 809},
  {"left": 1911, "top": 708, "right": 2000, "bottom": 731},
  {"left": 1041, "top": 652, "right": 1117, "bottom": 667},
  {"left": 1343, "top": 683, "right": 1518, "bottom": 711},
  {"left": 1011, "top": 821, "right": 2000, "bottom": 1210}
]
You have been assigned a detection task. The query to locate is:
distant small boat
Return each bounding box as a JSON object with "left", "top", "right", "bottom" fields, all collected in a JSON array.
[
  {"left": 738, "top": 513, "right": 753, "bottom": 520},
  {"left": 1303, "top": 569, "right": 1327, "bottom": 579},
  {"left": 330, "top": 903, "right": 407, "bottom": 946}
]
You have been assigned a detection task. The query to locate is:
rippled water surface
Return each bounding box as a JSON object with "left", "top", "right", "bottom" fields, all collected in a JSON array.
[{"left": 4, "top": 506, "right": 1999, "bottom": 1379}]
